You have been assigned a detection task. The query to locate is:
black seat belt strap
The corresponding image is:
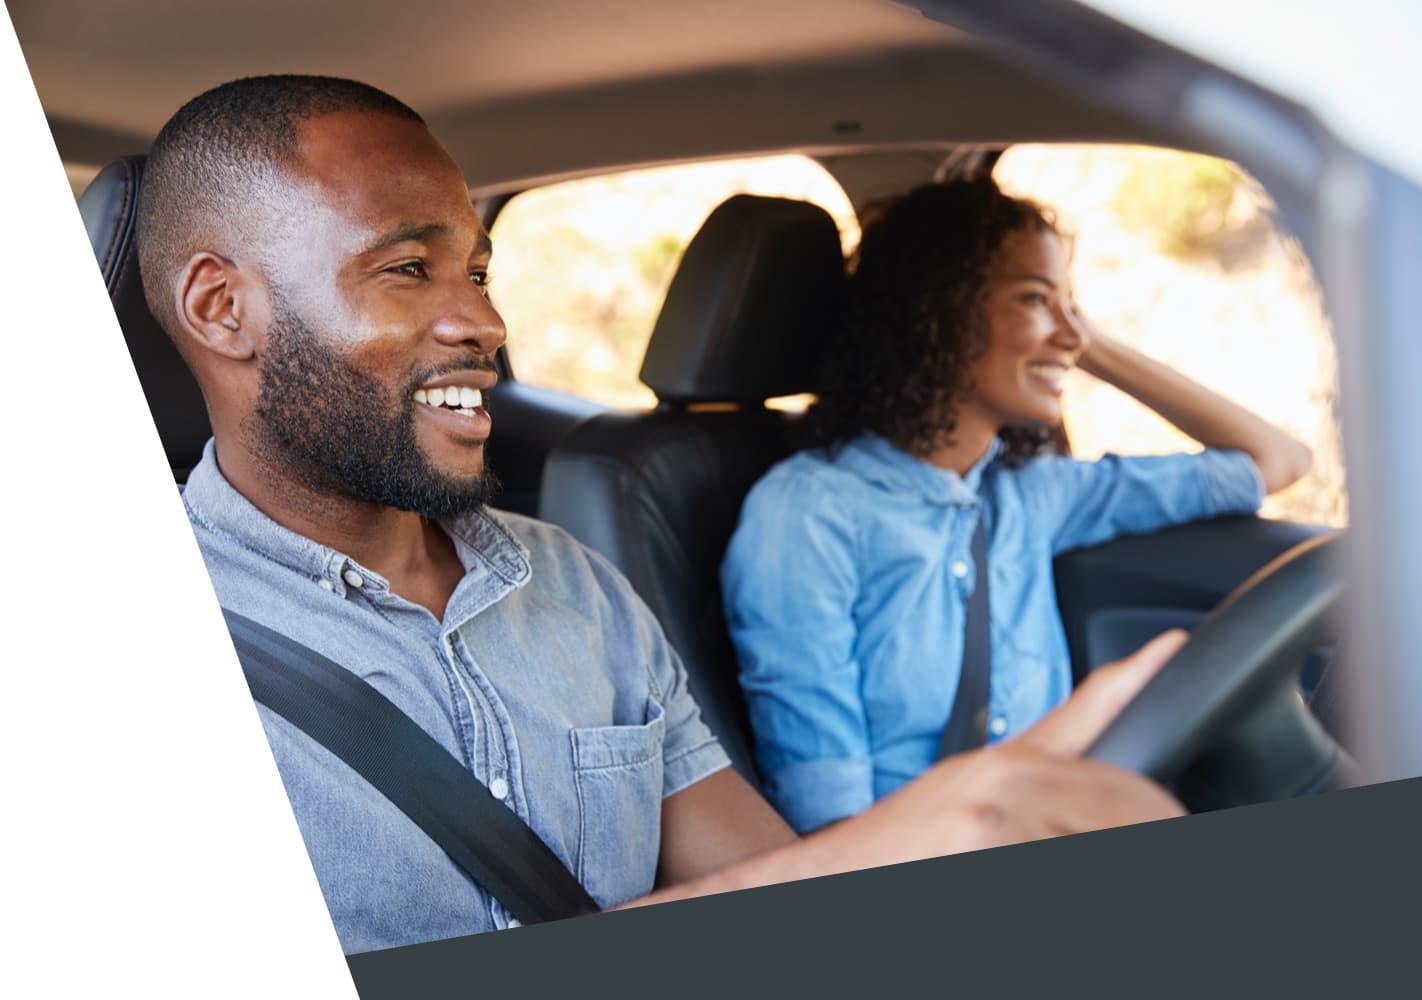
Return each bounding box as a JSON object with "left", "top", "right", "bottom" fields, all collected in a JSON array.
[
  {"left": 222, "top": 608, "right": 600, "bottom": 925},
  {"left": 937, "top": 513, "right": 992, "bottom": 759}
]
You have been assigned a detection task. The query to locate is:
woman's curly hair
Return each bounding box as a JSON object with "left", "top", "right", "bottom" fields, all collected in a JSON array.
[{"left": 812, "top": 176, "right": 1060, "bottom": 463}]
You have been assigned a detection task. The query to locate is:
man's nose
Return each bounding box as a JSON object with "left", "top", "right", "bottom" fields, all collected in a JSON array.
[{"left": 431, "top": 280, "right": 507, "bottom": 356}]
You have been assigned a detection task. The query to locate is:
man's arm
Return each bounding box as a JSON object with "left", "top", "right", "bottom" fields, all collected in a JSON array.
[
  {"left": 657, "top": 769, "right": 798, "bottom": 886},
  {"left": 640, "top": 630, "right": 1188, "bottom": 907}
]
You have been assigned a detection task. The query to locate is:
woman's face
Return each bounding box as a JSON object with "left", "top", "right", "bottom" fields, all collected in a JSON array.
[{"left": 961, "top": 226, "right": 1083, "bottom": 431}]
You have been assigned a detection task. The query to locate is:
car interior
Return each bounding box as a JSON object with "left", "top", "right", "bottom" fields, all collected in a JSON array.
[
  {"left": 27, "top": 0, "right": 1373, "bottom": 817},
  {"left": 78, "top": 142, "right": 1342, "bottom": 809}
]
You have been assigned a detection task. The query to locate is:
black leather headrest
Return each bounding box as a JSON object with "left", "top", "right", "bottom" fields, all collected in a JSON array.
[
  {"left": 638, "top": 194, "right": 846, "bottom": 405},
  {"left": 78, "top": 155, "right": 211, "bottom": 480}
]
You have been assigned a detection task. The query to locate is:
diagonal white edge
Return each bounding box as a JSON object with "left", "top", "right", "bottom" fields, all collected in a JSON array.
[{"left": 0, "top": 6, "right": 358, "bottom": 996}]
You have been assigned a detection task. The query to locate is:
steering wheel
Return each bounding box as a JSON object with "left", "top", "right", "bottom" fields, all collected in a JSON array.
[{"left": 1085, "top": 532, "right": 1353, "bottom": 811}]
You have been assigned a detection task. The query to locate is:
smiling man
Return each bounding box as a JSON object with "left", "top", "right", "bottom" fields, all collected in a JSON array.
[{"left": 138, "top": 75, "right": 1183, "bottom": 954}]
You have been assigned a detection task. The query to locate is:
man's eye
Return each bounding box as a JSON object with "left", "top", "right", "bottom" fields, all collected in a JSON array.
[
  {"left": 391, "top": 261, "right": 429, "bottom": 279},
  {"left": 470, "top": 270, "right": 493, "bottom": 295}
]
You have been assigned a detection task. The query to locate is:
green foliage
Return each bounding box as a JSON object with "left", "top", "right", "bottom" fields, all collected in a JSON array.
[
  {"left": 634, "top": 232, "right": 684, "bottom": 287},
  {"left": 1111, "top": 153, "right": 1248, "bottom": 259}
]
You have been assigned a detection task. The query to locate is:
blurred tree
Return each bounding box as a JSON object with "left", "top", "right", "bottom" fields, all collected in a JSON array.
[
  {"left": 1112, "top": 153, "right": 1254, "bottom": 260},
  {"left": 635, "top": 232, "right": 684, "bottom": 287}
]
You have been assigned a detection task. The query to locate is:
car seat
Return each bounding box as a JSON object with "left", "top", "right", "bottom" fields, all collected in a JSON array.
[
  {"left": 538, "top": 195, "right": 848, "bottom": 789},
  {"left": 77, "top": 155, "right": 211, "bottom": 481}
]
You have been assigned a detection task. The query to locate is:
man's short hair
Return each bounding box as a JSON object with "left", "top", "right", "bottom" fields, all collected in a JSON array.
[{"left": 137, "top": 74, "right": 424, "bottom": 335}]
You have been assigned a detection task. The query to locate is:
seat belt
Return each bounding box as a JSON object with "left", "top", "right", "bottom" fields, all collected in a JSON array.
[
  {"left": 937, "top": 514, "right": 992, "bottom": 758},
  {"left": 222, "top": 608, "right": 600, "bottom": 926}
]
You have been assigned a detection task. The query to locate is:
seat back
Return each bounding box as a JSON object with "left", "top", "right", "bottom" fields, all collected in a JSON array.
[
  {"left": 78, "top": 155, "right": 210, "bottom": 479},
  {"left": 539, "top": 195, "right": 847, "bottom": 787}
]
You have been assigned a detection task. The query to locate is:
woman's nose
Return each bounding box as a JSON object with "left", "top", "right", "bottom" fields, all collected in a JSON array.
[{"left": 1052, "top": 302, "right": 1086, "bottom": 350}]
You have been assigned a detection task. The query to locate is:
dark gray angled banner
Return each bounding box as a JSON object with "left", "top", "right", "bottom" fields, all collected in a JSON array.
[{"left": 348, "top": 777, "right": 1421, "bottom": 997}]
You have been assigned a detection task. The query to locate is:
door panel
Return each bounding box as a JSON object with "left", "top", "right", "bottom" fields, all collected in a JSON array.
[{"left": 1053, "top": 516, "right": 1332, "bottom": 680}]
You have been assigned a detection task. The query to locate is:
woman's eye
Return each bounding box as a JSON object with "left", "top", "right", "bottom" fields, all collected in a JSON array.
[{"left": 1019, "top": 292, "right": 1048, "bottom": 306}]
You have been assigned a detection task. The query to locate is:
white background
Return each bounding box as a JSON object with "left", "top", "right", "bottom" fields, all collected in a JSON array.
[{"left": 0, "top": 4, "right": 357, "bottom": 995}]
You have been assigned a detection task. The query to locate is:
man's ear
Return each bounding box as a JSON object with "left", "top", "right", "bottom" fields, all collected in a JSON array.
[{"left": 174, "top": 252, "right": 259, "bottom": 361}]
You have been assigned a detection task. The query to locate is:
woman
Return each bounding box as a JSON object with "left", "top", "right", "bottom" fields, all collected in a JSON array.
[{"left": 720, "top": 177, "right": 1312, "bottom": 834}]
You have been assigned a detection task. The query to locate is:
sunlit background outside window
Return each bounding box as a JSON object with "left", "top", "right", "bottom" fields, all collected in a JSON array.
[
  {"left": 490, "top": 146, "right": 1345, "bottom": 527},
  {"left": 995, "top": 146, "right": 1344, "bottom": 527}
]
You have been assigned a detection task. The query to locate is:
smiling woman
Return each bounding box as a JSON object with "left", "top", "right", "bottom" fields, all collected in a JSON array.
[
  {"left": 720, "top": 172, "right": 1314, "bottom": 833},
  {"left": 994, "top": 144, "right": 1345, "bottom": 527},
  {"left": 972, "top": 228, "right": 1083, "bottom": 426}
]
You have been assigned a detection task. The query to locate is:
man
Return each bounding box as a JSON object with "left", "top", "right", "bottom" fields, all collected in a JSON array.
[{"left": 137, "top": 75, "right": 1183, "bottom": 954}]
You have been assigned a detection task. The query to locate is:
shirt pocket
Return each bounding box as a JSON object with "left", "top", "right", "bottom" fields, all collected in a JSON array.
[{"left": 570, "top": 696, "right": 666, "bottom": 907}]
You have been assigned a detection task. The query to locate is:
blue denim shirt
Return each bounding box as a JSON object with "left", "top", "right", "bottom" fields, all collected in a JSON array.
[
  {"left": 182, "top": 441, "right": 729, "bottom": 953},
  {"left": 721, "top": 435, "right": 1264, "bottom": 833}
]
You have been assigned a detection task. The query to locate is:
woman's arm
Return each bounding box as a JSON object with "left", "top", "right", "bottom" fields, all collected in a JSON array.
[
  {"left": 720, "top": 472, "right": 876, "bottom": 833},
  {"left": 1071, "top": 309, "right": 1313, "bottom": 494}
]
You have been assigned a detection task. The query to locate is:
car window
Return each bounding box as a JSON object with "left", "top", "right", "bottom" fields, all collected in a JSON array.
[
  {"left": 488, "top": 155, "right": 858, "bottom": 410},
  {"left": 995, "top": 144, "right": 1345, "bottom": 527}
]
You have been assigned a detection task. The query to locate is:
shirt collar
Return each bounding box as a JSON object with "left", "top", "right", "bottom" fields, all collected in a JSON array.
[
  {"left": 834, "top": 433, "right": 1001, "bottom": 506},
  {"left": 182, "top": 438, "right": 531, "bottom": 599}
]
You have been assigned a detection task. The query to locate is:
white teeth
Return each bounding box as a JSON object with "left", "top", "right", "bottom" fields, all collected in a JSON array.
[{"left": 417, "top": 386, "right": 485, "bottom": 413}]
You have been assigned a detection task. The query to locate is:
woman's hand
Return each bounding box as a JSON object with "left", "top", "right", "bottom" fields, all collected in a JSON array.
[{"left": 1062, "top": 300, "right": 1108, "bottom": 378}]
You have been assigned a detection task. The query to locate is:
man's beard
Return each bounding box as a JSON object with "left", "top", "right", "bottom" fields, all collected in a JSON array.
[{"left": 252, "top": 301, "right": 499, "bottom": 520}]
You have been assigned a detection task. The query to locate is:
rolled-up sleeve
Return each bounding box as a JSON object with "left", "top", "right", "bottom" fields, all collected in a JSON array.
[
  {"left": 652, "top": 636, "right": 734, "bottom": 799},
  {"left": 1019, "top": 448, "right": 1265, "bottom": 555},
  {"left": 721, "top": 470, "right": 873, "bottom": 833},
  {"left": 621, "top": 595, "right": 731, "bottom": 799}
]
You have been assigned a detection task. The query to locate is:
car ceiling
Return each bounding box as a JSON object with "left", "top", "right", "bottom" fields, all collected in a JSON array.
[{"left": 13, "top": 0, "right": 1178, "bottom": 192}]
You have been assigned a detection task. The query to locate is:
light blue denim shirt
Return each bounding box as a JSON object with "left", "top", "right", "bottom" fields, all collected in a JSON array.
[
  {"left": 182, "top": 441, "right": 729, "bottom": 954},
  {"left": 721, "top": 434, "right": 1264, "bottom": 833}
]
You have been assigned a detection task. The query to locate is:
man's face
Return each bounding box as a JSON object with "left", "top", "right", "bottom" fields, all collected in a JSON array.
[
  {"left": 254, "top": 291, "right": 499, "bottom": 518},
  {"left": 247, "top": 110, "right": 507, "bottom": 517}
]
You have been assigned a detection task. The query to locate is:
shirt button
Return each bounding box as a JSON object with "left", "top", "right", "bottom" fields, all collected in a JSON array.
[
  {"left": 989, "top": 716, "right": 1008, "bottom": 737},
  {"left": 342, "top": 568, "right": 365, "bottom": 589},
  {"left": 489, "top": 777, "right": 510, "bottom": 801},
  {"left": 318, "top": 578, "right": 334, "bottom": 592},
  {"left": 951, "top": 559, "right": 969, "bottom": 579}
]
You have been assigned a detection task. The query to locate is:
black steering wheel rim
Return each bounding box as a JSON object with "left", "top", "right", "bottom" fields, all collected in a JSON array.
[{"left": 1085, "top": 532, "right": 1347, "bottom": 800}]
